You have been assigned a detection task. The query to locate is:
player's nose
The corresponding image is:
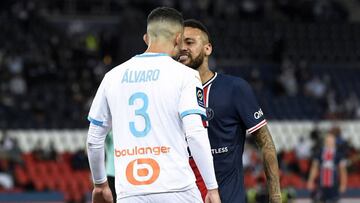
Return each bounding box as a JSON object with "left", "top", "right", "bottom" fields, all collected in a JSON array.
[{"left": 181, "top": 43, "right": 190, "bottom": 51}]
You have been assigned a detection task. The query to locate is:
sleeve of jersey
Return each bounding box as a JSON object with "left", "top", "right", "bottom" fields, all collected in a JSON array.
[
  {"left": 314, "top": 151, "right": 321, "bottom": 162},
  {"left": 88, "top": 76, "right": 112, "bottom": 128},
  {"left": 183, "top": 114, "right": 218, "bottom": 190},
  {"left": 178, "top": 71, "right": 207, "bottom": 120},
  {"left": 234, "top": 79, "right": 267, "bottom": 134},
  {"left": 87, "top": 123, "right": 111, "bottom": 184}
]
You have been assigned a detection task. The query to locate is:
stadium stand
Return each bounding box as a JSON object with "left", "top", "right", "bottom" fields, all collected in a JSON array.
[{"left": 1, "top": 121, "right": 360, "bottom": 202}]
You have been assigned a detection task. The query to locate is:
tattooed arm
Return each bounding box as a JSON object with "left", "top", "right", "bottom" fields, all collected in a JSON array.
[{"left": 252, "top": 125, "right": 281, "bottom": 203}]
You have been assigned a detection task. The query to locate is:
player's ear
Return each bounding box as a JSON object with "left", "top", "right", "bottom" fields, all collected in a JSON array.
[
  {"left": 204, "top": 42, "right": 212, "bottom": 56},
  {"left": 143, "top": 34, "right": 149, "bottom": 45},
  {"left": 175, "top": 32, "right": 182, "bottom": 47}
]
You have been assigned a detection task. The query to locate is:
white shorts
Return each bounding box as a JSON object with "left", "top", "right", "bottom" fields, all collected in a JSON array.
[{"left": 117, "top": 187, "right": 203, "bottom": 203}]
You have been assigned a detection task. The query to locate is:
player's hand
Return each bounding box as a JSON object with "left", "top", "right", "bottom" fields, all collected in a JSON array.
[
  {"left": 204, "top": 189, "right": 221, "bottom": 203},
  {"left": 306, "top": 181, "right": 315, "bottom": 191},
  {"left": 92, "top": 181, "right": 113, "bottom": 203}
]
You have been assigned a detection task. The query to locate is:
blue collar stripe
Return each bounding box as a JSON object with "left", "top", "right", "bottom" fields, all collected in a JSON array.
[{"left": 135, "top": 53, "right": 169, "bottom": 57}]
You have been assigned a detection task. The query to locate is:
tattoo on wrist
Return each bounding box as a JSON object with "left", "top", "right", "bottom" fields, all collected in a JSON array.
[{"left": 270, "top": 194, "right": 282, "bottom": 203}]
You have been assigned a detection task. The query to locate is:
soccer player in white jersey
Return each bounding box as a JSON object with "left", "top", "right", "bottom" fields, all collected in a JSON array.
[{"left": 86, "top": 7, "right": 221, "bottom": 203}]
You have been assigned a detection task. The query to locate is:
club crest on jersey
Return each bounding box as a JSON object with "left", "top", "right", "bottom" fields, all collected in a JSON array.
[
  {"left": 204, "top": 107, "right": 214, "bottom": 121},
  {"left": 196, "top": 87, "right": 205, "bottom": 108}
]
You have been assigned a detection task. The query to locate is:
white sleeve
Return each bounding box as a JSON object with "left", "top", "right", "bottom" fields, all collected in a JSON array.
[
  {"left": 183, "top": 114, "right": 218, "bottom": 190},
  {"left": 88, "top": 76, "right": 112, "bottom": 127},
  {"left": 178, "top": 71, "right": 206, "bottom": 119},
  {"left": 87, "top": 123, "right": 111, "bottom": 184}
]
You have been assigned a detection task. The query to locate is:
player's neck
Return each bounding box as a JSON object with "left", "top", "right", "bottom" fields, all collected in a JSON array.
[
  {"left": 198, "top": 64, "right": 214, "bottom": 84},
  {"left": 145, "top": 41, "right": 175, "bottom": 56}
]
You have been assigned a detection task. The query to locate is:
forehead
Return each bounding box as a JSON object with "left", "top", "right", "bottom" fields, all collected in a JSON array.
[{"left": 183, "top": 27, "right": 204, "bottom": 40}]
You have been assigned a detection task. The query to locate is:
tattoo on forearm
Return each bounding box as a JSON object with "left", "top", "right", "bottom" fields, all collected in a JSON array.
[{"left": 253, "top": 126, "right": 282, "bottom": 203}]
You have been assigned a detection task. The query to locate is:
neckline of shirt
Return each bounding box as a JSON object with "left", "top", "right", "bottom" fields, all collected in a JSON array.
[
  {"left": 203, "top": 72, "right": 218, "bottom": 87},
  {"left": 135, "top": 53, "right": 169, "bottom": 57}
]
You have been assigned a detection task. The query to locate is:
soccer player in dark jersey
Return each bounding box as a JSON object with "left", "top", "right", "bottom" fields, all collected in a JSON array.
[
  {"left": 177, "top": 19, "right": 281, "bottom": 203},
  {"left": 307, "top": 132, "right": 347, "bottom": 203}
]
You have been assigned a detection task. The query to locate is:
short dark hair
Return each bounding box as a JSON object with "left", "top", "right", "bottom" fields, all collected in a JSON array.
[
  {"left": 147, "top": 7, "right": 183, "bottom": 26},
  {"left": 184, "top": 19, "right": 211, "bottom": 43}
]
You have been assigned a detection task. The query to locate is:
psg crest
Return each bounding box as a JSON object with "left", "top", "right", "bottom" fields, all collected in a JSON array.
[{"left": 205, "top": 107, "right": 214, "bottom": 121}]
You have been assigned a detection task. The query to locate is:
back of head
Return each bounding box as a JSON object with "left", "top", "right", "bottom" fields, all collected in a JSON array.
[{"left": 147, "top": 7, "right": 183, "bottom": 41}]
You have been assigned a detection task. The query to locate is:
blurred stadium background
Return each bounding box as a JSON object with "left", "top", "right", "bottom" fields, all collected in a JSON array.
[{"left": 1, "top": 0, "right": 360, "bottom": 202}]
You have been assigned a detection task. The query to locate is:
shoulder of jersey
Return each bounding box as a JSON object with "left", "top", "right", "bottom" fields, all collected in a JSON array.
[
  {"left": 219, "top": 73, "right": 250, "bottom": 87},
  {"left": 166, "top": 60, "right": 198, "bottom": 77},
  {"left": 103, "top": 60, "right": 133, "bottom": 78},
  {"left": 175, "top": 62, "right": 198, "bottom": 74}
]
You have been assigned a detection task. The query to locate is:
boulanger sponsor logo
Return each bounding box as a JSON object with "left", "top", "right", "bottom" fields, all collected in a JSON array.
[
  {"left": 126, "top": 158, "right": 160, "bottom": 185},
  {"left": 254, "top": 108, "right": 264, "bottom": 119},
  {"left": 115, "top": 146, "right": 170, "bottom": 157},
  {"left": 115, "top": 145, "right": 170, "bottom": 185}
]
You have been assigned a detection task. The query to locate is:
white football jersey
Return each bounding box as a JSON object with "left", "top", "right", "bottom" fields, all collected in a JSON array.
[{"left": 88, "top": 53, "right": 206, "bottom": 199}]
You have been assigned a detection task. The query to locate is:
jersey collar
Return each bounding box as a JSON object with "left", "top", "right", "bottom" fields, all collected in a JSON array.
[
  {"left": 203, "top": 72, "right": 217, "bottom": 88},
  {"left": 135, "top": 53, "right": 169, "bottom": 57}
]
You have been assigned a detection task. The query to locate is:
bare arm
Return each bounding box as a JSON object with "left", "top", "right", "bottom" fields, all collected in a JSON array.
[
  {"left": 307, "top": 160, "right": 319, "bottom": 191},
  {"left": 252, "top": 125, "right": 281, "bottom": 203},
  {"left": 339, "top": 161, "right": 347, "bottom": 193}
]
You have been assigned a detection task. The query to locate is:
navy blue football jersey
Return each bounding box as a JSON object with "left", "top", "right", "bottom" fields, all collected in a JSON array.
[
  {"left": 194, "top": 72, "right": 267, "bottom": 203},
  {"left": 313, "top": 148, "right": 345, "bottom": 201}
]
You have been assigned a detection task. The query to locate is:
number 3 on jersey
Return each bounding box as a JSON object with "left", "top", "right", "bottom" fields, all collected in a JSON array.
[{"left": 129, "top": 92, "right": 151, "bottom": 137}]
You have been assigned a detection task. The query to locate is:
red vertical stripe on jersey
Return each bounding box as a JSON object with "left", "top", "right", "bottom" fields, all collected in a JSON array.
[
  {"left": 321, "top": 150, "right": 334, "bottom": 187},
  {"left": 189, "top": 159, "right": 207, "bottom": 201},
  {"left": 190, "top": 74, "right": 216, "bottom": 202},
  {"left": 202, "top": 85, "right": 209, "bottom": 127}
]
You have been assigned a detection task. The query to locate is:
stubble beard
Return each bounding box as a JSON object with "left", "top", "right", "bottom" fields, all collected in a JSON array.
[{"left": 187, "top": 51, "right": 205, "bottom": 70}]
